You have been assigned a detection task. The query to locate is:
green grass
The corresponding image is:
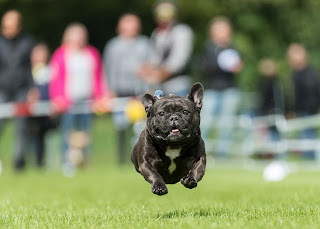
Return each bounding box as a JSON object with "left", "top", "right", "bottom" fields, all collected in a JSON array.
[
  {"left": 1, "top": 168, "right": 320, "bottom": 228},
  {"left": 0, "top": 116, "right": 320, "bottom": 228}
]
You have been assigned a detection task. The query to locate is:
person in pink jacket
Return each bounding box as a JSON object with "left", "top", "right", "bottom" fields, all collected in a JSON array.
[{"left": 49, "top": 22, "right": 109, "bottom": 175}]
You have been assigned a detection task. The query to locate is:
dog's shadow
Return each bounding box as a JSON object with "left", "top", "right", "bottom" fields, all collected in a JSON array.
[{"left": 155, "top": 208, "right": 223, "bottom": 219}]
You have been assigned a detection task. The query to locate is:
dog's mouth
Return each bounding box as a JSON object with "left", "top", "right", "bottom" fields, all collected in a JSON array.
[
  {"left": 168, "top": 127, "right": 181, "bottom": 137},
  {"left": 154, "top": 126, "right": 193, "bottom": 144},
  {"left": 171, "top": 128, "right": 180, "bottom": 133}
]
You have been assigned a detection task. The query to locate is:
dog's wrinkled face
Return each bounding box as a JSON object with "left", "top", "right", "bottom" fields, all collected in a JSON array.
[
  {"left": 142, "top": 83, "right": 204, "bottom": 146},
  {"left": 147, "top": 96, "right": 199, "bottom": 144}
]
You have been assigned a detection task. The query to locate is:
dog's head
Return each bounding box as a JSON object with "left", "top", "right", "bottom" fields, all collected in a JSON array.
[{"left": 142, "top": 83, "right": 204, "bottom": 146}]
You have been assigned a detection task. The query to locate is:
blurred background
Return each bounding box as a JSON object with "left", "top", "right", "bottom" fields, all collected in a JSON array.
[
  {"left": 2, "top": 0, "right": 320, "bottom": 90},
  {"left": 2, "top": 2, "right": 320, "bottom": 227},
  {"left": 1, "top": 0, "right": 320, "bottom": 178}
]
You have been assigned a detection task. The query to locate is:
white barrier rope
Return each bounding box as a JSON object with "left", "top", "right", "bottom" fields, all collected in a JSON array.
[
  {"left": 206, "top": 113, "right": 320, "bottom": 155},
  {"left": 0, "top": 97, "right": 132, "bottom": 118}
]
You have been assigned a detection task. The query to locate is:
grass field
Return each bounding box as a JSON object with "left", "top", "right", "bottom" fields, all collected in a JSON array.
[{"left": 0, "top": 117, "right": 320, "bottom": 228}]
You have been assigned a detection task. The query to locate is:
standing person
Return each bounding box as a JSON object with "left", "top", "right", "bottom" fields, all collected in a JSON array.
[
  {"left": 139, "top": 0, "right": 194, "bottom": 96},
  {"left": 258, "top": 58, "right": 284, "bottom": 141},
  {"left": 28, "top": 43, "right": 57, "bottom": 167},
  {"left": 0, "top": 10, "right": 36, "bottom": 170},
  {"left": 287, "top": 43, "right": 320, "bottom": 159},
  {"left": 49, "top": 22, "right": 108, "bottom": 174},
  {"left": 103, "top": 13, "right": 151, "bottom": 164},
  {"left": 200, "top": 16, "right": 243, "bottom": 157}
]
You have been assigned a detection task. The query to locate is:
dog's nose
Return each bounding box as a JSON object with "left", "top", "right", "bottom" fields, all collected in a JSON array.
[{"left": 170, "top": 114, "right": 179, "bottom": 121}]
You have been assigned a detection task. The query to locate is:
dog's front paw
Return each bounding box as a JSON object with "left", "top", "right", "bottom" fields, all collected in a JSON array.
[
  {"left": 152, "top": 183, "right": 168, "bottom": 196},
  {"left": 181, "top": 176, "right": 197, "bottom": 189}
]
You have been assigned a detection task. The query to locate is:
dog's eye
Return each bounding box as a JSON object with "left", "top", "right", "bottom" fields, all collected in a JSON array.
[
  {"left": 158, "top": 111, "right": 165, "bottom": 116},
  {"left": 183, "top": 110, "right": 190, "bottom": 115}
]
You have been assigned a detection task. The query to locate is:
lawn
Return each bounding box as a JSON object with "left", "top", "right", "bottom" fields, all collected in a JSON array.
[{"left": 0, "top": 116, "right": 320, "bottom": 228}]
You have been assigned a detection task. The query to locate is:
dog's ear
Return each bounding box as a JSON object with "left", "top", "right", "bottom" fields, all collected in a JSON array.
[
  {"left": 141, "top": 93, "right": 156, "bottom": 113},
  {"left": 187, "top": 83, "right": 204, "bottom": 111}
]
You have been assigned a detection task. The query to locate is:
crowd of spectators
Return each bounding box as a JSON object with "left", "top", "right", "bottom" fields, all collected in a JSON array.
[{"left": 1, "top": 0, "right": 320, "bottom": 172}]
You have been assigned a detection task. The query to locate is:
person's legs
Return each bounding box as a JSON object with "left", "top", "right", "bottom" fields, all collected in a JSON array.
[
  {"left": 0, "top": 92, "right": 7, "bottom": 135},
  {"left": 13, "top": 117, "right": 28, "bottom": 170},
  {"left": 268, "top": 125, "right": 280, "bottom": 142},
  {"left": 216, "top": 88, "right": 241, "bottom": 157},
  {"left": 0, "top": 119, "right": 5, "bottom": 138},
  {"left": 0, "top": 93, "right": 8, "bottom": 166},
  {"left": 61, "top": 112, "right": 80, "bottom": 176},
  {"left": 12, "top": 90, "right": 31, "bottom": 170},
  {"left": 118, "top": 129, "right": 127, "bottom": 164},
  {"left": 0, "top": 119, "right": 6, "bottom": 171},
  {"left": 112, "top": 111, "right": 130, "bottom": 164},
  {"left": 30, "top": 117, "right": 48, "bottom": 167},
  {"left": 61, "top": 113, "right": 75, "bottom": 163},
  {"left": 200, "top": 89, "right": 220, "bottom": 140},
  {"left": 300, "top": 127, "right": 317, "bottom": 159},
  {"left": 34, "top": 129, "right": 45, "bottom": 167},
  {"left": 76, "top": 113, "right": 92, "bottom": 158},
  {"left": 77, "top": 113, "right": 92, "bottom": 132},
  {"left": 296, "top": 112, "right": 317, "bottom": 159}
]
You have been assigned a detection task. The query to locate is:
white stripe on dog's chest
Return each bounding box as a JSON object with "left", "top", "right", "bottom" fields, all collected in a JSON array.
[{"left": 165, "top": 148, "right": 181, "bottom": 174}]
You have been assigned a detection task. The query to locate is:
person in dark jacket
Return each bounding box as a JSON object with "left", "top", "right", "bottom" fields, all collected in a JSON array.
[
  {"left": 259, "top": 59, "right": 284, "bottom": 116},
  {"left": 287, "top": 44, "right": 320, "bottom": 116},
  {"left": 200, "top": 16, "right": 243, "bottom": 157},
  {"left": 28, "top": 43, "right": 57, "bottom": 167},
  {"left": 0, "top": 10, "right": 36, "bottom": 170},
  {"left": 258, "top": 58, "right": 284, "bottom": 141},
  {"left": 287, "top": 43, "right": 320, "bottom": 159}
]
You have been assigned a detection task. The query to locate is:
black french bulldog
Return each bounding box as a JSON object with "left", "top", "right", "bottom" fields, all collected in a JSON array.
[{"left": 131, "top": 83, "right": 206, "bottom": 195}]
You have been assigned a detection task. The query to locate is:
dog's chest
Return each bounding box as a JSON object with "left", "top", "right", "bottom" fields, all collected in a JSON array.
[{"left": 165, "top": 148, "right": 181, "bottom": 174}]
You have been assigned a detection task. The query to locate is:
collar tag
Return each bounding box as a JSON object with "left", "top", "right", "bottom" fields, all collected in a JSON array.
[{"left": 154, "top": 90, "right": 164, "bottom": 99}]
